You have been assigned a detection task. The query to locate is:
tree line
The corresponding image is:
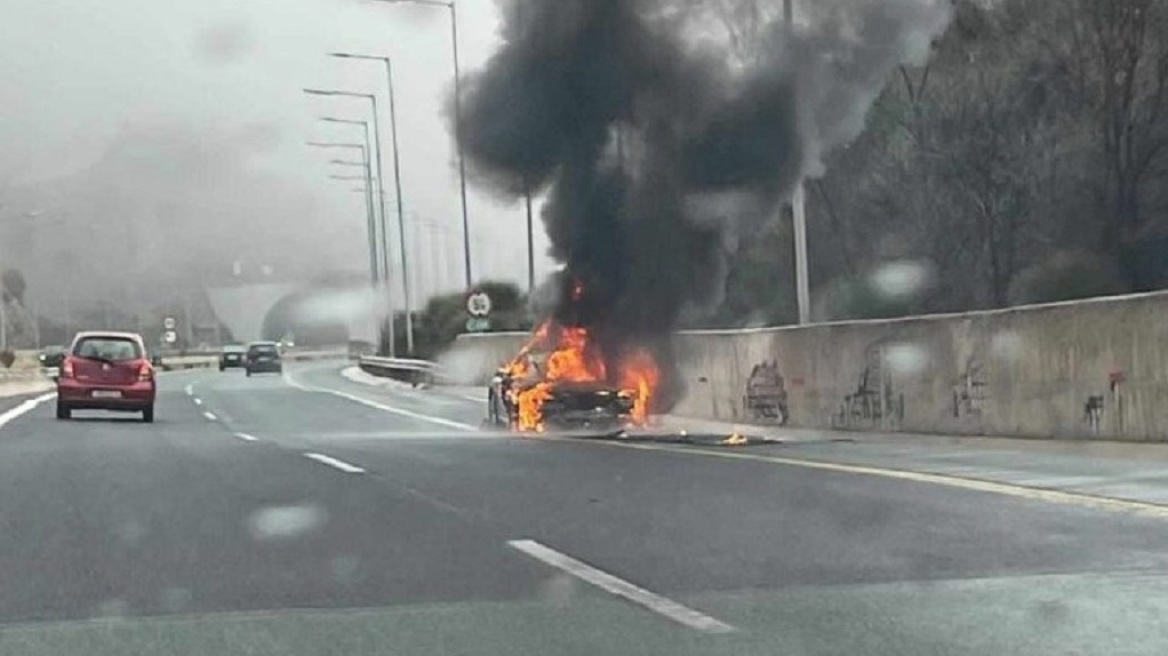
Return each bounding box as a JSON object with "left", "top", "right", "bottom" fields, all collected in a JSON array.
[{"left": 694, "top": 0, "right": 1168, "bottom": 326}]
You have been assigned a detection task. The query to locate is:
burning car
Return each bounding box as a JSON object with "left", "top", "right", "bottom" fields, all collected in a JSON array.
[
  {"left": 489, "top": 373, "right": 635, "bottom": 432},
  {"left": 486, "top": 320, "right": 658, "bottom": 433}
]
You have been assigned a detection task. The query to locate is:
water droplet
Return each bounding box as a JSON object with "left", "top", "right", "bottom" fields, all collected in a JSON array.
[{"left": 247, "top": 504, "right": 327, "bottom": 541}]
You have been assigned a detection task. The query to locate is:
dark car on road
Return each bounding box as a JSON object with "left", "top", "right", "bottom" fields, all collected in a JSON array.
[
  {"left": 219, "top": 344, "right": 247, "bottom": 371},
  {"left": 56, "top": 331, "right": 156, "bottom": 422},
  {"left": 244, "top": 341, "right": 283, "bottom": 376},
  {"left": 38, "top": 345, "right": 67, "bottom": 371}
]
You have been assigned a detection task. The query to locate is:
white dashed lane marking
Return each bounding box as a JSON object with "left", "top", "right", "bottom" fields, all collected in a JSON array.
[
  {"left": 507, "top": 539, "right": 735, "bottom": 634},
  {"left": 303, "top": 453, "right": 366, "bottom": 474}
]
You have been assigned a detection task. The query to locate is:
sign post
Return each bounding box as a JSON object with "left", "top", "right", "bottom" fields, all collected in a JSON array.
[{"left": 466, "top": 291, "right": 492, "bottom": 333}]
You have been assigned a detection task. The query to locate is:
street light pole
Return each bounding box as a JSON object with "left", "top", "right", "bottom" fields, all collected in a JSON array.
[
  {"left": 524, "top": 179, "right": 535, "bottom": 292},
  {"left": 307, "top": 141, "right": 380, "bottom": 287},
  {"left": 783, "top": 0, "right": 810, "bottom": 325},
  {"left": 319, "top": 117, "right": 382, "bottom": 283},
  {"left": 304, "top": 90, "right": 390, "bottom": 285},
  {"left": 374, "top": 0, "right": 473, "bottom": 290},
  {"left": 331, "top": 157, "right": 398, "bottom": 356},
  {"left": 330, "top": 158, "right": 381, "bottom": 285},
  {"left": 305, "top": 88, "right": 398, "bottom": 355},
  {"left": 328, "top": 53, "right": 415, "bottom": 355}
]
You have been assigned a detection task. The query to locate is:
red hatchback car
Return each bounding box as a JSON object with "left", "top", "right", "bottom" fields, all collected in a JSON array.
[{"left": 56, "top": 331, "right": 157, "bottom": 422}]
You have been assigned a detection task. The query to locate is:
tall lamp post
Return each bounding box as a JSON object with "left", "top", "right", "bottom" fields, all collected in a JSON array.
[
  {"left": 327, "top": 53, "right": 415, "bottom": 354},
  {"left": 309, "top": 141, "right": 399, "bottom": 356},
  {"left": 330, "top": 158, "right": 398, "bottom": 357},
  {"left": 304, "top": 88, "right": 390, "bottom": 283},
  {"left": 371, "top": 0, "right": 473, "bottom": 290},
  {"left": 319, "top": 117, "right": 388, "bottom": 286},
  {"left": 307, "top": 142, "right": 380, "bottom": 287},
  {"left": 783, "top": 0, "right": 809, "bottom": 325}
]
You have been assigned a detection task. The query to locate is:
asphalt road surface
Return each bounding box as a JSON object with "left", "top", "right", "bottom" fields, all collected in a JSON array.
[{"left": 3, "top": 362, "right": 1168, "bottom": 655}]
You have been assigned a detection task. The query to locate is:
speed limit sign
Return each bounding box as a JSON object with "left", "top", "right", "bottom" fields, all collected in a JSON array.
[
  {"left": 466, "top": 292, "right": 492, "bottom": 318},
  {"left": 163, "top": 316, "right": 177, "bottom": 330}
]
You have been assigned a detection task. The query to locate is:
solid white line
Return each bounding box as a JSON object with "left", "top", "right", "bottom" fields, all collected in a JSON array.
[
  {"left": 0, "top": 393, "right": 57, "bottom": 431},
  {"left": 284, "top": 372, "right": 477, "bottom": 432},
  {"left": 569, "top": 439, "right": 1168, "bottom": 520},
  {"left": 203, "top": 411, "right": 218, "bottom": 421},
  {"left": 193, "top": 398, "right": 203, "bottom": 406},
  {"left": 507, "top": 539, "right": 735, "bottom": 634},
  {"left": 303, "top": 452, "right": 366, "bottom": 474},
  {"left": 235, "top": 433, "right": 259, "bottom": 442}
]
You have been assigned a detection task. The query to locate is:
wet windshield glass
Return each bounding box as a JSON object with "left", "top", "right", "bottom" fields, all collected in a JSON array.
[{"left": 3, "top": 1, "right": 1168, "bottom": 655}]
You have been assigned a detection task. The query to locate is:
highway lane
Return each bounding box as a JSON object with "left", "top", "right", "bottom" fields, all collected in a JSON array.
[{"left": 4, "top": 362, "right": 1168, "bottom": 654}]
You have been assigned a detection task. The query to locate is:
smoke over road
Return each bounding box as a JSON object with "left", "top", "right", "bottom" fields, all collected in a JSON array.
[{"left": 460, "top": 0, "right": 951, "bottom": 410}]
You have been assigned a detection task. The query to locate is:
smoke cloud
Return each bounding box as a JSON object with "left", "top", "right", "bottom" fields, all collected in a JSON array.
[{"left": 460, "top": 0, "right": 952, "bottom": 409}]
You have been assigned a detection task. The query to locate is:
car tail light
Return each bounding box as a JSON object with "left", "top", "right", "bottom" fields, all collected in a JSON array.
[
  {"left": 138, "top": 362, "right": 154, "bottom": 382},
  {"left": 60, "top": 357, "right": 75, "bottom": 379}
]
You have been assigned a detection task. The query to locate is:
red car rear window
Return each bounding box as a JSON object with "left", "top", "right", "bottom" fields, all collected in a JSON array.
[{"left": 73, "top": 337, "right": 143, "bottom": 362}]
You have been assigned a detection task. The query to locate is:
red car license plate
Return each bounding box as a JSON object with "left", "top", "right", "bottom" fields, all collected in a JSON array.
[{"left": 92, "top": 390, "right": 123, "bottom": 399}]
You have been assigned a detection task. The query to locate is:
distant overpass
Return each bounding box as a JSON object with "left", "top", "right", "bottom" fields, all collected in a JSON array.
[{"left": 206, "top": 283, "right": 380, "bottom": 345}]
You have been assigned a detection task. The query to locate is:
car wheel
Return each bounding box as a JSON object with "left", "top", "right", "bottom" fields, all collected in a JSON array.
[
  {"left": 55, "top": 402, "right": 71, "bottom": 420},
  {"left": 143, "top": 406, "right": 155, "bottom": 423}
]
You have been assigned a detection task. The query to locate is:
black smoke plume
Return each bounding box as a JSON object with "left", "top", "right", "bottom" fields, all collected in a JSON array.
[{"left": 460, "top": 0, "right": 951, "bottom": 410}]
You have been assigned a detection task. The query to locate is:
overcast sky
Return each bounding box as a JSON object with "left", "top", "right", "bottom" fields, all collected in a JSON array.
[{"left": 0, "top": 0, "right": 554, "bottom": 302}]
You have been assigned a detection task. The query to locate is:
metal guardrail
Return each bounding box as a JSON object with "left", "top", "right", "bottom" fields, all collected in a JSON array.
[
  {"left": 157, "top": 350, "right": 348, "bottom": 372},
  {"left": 0, "top": 370, "right": 45, "bottom": 382},
  {"left": 357, "top": 356, "right": 440, "bottom": 386}
]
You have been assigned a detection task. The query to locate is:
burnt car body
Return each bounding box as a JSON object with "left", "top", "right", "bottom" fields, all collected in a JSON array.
[{"left": 488, "top": 372, "right": 634, "bottom": 431}]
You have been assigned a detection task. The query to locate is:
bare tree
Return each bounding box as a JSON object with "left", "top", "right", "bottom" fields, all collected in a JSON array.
[{"left": 1068, "top": 0, "right": 1168, "bottom": 285}]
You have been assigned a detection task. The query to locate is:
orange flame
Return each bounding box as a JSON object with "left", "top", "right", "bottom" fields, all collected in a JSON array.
[
  {"left": 721, "top": 433, "right": 748, "bottom": 446},
  {"left": 618, "top": 349, "right": 660, "bottom": 425},
  {"left": 518, "top": 382, "right": 554, "bottom": 432},
  {"left": 503, "top": 320, "right": 660, "bottom": 432}
]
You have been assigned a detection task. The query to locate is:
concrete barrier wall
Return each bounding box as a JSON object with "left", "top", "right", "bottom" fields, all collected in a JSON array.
[
  {"left": 446, "top": 292, "right": 1168, "bottom": 441},
  {"left": 443, "top": 332, "right": 529, "bottom": 385}
]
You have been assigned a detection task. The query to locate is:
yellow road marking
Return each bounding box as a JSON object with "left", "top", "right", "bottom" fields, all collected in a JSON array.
[{"left": 550, "top": 437, "right": 1168, "bottom": 519}]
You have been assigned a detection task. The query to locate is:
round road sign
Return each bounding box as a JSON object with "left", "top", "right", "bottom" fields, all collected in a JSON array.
[
  {"left": 163, "top": 317, "right": 177, "bottom": 330},
  {"left": 466, "top": 292, "right": 492, "bottom": 318}
]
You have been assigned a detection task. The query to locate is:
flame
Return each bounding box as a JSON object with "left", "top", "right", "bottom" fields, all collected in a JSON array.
[
  {"left": 721, "top": 433, "right": 748, "bottom": 446},
  {"left": 503, "top": 319, "right": 660, "bottom": 432},
  {"left": 618, "top": 349, "right": 660, "bottom": 425},
  {"left": 518, "top": 382, "right": 554, "bottom": 432}
]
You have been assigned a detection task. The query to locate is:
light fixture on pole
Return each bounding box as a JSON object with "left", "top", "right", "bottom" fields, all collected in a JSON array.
[
  {"left": 308, "top": 142, "right": 380, "bottom": 289},
  {"left": 369, "top": 0, "right": 473, "bottom": 290},
  {"left": 305, "top": 88, "right": 398, "bottom": 354},
  {"left": 319, "top": 116, "right": 387, "bottom": 287},
  {"left": 328, "top": 52, "right": 416, "bottom": 354},
  {"left": 304, "top": 89, "right": 390, "bottom": 282}
]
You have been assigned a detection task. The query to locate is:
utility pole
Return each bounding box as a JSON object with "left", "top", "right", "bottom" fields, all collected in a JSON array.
[
  {"left": 784, "top": 0, "right": 810, "bottom": 325},
  {"left": 524, "top": 180, "right": 535, "bottom": 292},
  {"left": 372, "top": 0, "right": 472, "bottom": 290},
  {"left": 325, "top": 54, "right": 416, "bottom": 354}
]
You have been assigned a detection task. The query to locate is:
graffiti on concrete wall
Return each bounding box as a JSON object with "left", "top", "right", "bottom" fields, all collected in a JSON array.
[
  {"left": 1084, "top": 395, "right": 1104, "bottom": 433},
  {"left": 742, "top": 360, "right": 789, "bottom": 425},
  {"left": 834, "top": 341, "right": 904, "bottom": 429},
  {"left": 952, "top": 357, "right": 988, "bottom": 419}
]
